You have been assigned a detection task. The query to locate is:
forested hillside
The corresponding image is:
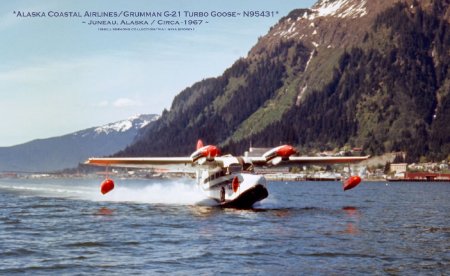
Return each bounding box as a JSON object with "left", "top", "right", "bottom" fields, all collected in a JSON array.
[
  {"left": 119, "top": 41, "right": 311, "bottom": 156},
  {"left": 235, "top": 2, "right": 450, "bottom": 161},
  {"left": 118, "top": 0, "right": 449, "bottom": 162}
]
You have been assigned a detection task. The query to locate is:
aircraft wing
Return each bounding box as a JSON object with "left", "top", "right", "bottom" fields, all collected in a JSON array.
[
  {"left": 86, "top": 154, "right": 370, "bottom": 171},
  {"left": 247, "top": 155, "right": 370, "bottom": 167},
  {"left": 85, "top": 157, "right": 196, "bottom": 172}
]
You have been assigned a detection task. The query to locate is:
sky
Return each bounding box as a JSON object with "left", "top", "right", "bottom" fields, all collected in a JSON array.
[{"left": 0, "top": 0, "right": 315, "bottom": 147}]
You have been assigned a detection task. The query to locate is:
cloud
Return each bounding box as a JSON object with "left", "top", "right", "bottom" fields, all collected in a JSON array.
[
  {"left": 94, "top": 98, "right": 142, "bottom": 108},
  {"left": 112, "top": 98, "right": 142, "bottom": 108}
]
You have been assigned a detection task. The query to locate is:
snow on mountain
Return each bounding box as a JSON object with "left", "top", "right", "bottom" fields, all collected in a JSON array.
[
  {"left": 75, "top": 115, "right": 159, "bottom": 137},
  {"left": 0, "top": 114, "right": 160, "bottom": 172},
  {"left": 93, "top": 114, "right": 157, "bottom": 135},
  {"left": 252, "top": 0, "right": 380, "bottom": 53},
  {"left": 95, "top": 120, "right": 133, "bottom": 134},
  {"left": 312, "top": 0, "right": 367, "bottom": 18}
]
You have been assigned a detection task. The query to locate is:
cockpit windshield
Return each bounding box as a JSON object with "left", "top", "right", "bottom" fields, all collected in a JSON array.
[{"left": 228, "top": 164, "right": 242, "bottom": 174}]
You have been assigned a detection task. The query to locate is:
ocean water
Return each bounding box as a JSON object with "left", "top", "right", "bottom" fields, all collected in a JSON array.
[{"left": 0, "top": 178, "right": 449, "bottom": 275}]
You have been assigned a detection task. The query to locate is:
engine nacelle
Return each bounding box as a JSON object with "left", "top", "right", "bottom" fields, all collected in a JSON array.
[
  {"left": 190, "top": 145, "right": 221, "bottom": 162},
  {"left": 262, "top": 145, "right": 297, "bottom": 163}
]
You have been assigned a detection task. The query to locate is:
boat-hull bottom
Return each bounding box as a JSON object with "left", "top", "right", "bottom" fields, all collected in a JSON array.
[{"left": 219, "top": 184, "right": 268, "bottom": 209}]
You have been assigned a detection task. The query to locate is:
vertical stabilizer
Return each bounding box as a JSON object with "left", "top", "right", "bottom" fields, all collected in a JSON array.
[{"left": 196, "top": 139, "right": 204, "bottom": 150}]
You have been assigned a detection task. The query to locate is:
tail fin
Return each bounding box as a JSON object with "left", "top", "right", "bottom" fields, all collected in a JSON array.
[{"left": 196, "top": 139, "right": 204, "bottom": 150}]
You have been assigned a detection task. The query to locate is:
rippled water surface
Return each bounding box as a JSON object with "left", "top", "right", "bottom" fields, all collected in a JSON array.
[{"left": 0, "top": 178, "right": 449, "bottom": 275}]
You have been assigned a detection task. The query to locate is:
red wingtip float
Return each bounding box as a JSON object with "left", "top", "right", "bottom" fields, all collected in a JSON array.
[
  {"left": 100, "top": 178, "right": 115, "bottom": 194},
  {"left": 343, "top": 176, "right": 361, "bottom": 191}
]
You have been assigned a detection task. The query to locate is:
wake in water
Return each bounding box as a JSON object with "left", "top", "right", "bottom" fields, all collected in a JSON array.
[
  {"left": 0, "top": 179, "right": 216, "bottom": 206},
  {"left": 89, "top": 180, "right": 214, "bottom": 206},
  {"left": 0, "top": 178, "right": 284, "bottom": 208}
]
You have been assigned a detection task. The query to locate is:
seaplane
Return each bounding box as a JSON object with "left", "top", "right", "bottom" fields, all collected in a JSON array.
[{"left": 85, "top": 140, "right": 369, "bottom": 208}]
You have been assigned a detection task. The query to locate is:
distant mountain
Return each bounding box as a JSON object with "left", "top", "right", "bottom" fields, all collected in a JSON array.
[
  {"left": 118, "top": 0, "right": 449, "bottom": 162},
  {"left": 0, "top": 114, "right": 159, "bottom": 172}
]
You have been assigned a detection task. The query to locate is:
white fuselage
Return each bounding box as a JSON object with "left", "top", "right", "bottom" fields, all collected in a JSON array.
[{"left": 196, "top": 168, "right": 268, "bottom": 208}]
